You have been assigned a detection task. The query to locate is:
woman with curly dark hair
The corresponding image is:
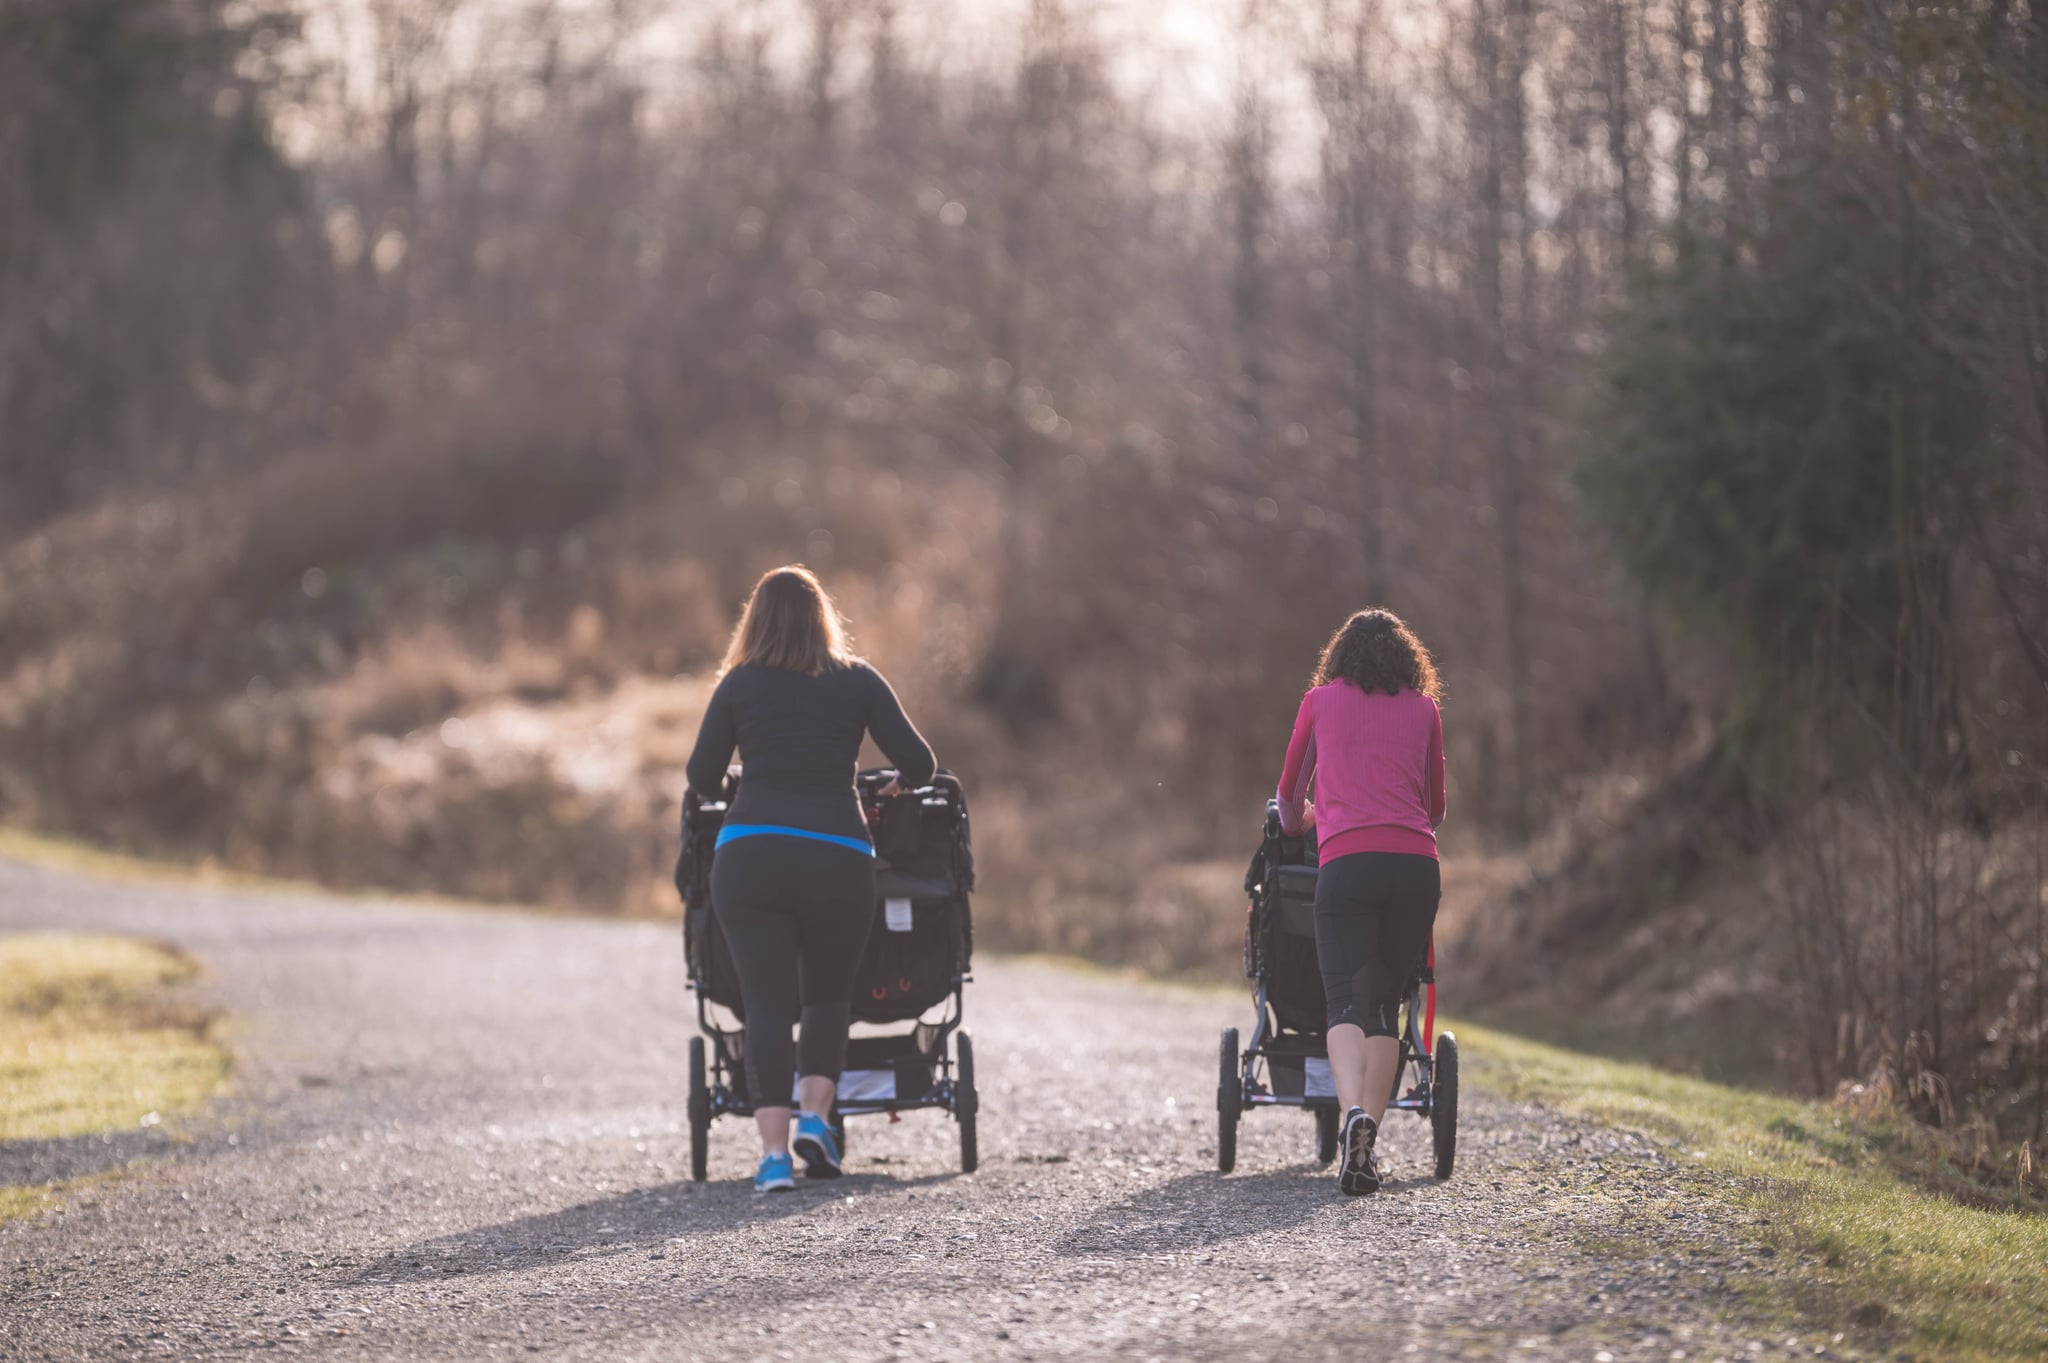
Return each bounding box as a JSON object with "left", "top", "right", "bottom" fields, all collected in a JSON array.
[{"left": 1273, "top": 608, "right": 1446, "bottom": 1194}]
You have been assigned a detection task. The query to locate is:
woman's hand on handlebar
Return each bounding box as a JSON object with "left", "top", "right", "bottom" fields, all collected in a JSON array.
[{"left": 876, "top": 776, "right": 906, "bottom": 799}]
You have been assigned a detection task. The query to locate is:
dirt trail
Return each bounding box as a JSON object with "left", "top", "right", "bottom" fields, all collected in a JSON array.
[{"left": 0, "top": 857, "right": 1858, "bottom": 1362}]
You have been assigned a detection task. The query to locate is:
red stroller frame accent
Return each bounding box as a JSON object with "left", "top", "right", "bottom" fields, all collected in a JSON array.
[{"left": 1422, "top": 940, "right": 1437, "bottom": 1054}]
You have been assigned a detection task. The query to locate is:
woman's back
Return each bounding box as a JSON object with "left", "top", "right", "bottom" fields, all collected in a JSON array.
[
  {"left": 1310, "top": 682, "right": 1439, "bottom": 825},
  {"left": 686, "top": 661, "right": 935, "bottom": 843},
  {"left": 1277, "top": 681, "right": 1445, "bottom": 864}
]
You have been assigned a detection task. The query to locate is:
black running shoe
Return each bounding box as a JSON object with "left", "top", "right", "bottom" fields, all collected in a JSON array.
[{"left": 1338, "top": 1107, "right": 1382, "bottom": 1195}]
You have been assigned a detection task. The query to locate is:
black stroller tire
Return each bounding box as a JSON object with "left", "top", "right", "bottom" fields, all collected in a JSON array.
[
  {"left": 830, "top": 1106, "right": 848, "bottom": 1160},
  {"left": 1315, "top": 1105, "right": 1339, "bottom": 1165},
  {"left": 1217, "top": 1028, "right": 1240, "bottom": 1174},
  {"left": 955, "top": 1031, "right": 979, "bottom": 1174},
  {"left": 687, "top": 1036, "right": 710, "bottom": 1183},
  {"left": 1432, "top": 1032, "right": 1458, "bottom": 1180}
]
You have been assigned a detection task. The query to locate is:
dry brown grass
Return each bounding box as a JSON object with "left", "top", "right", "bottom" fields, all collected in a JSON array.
[{"left": 235, "top": 426, "right": 628, "bottom": 607}]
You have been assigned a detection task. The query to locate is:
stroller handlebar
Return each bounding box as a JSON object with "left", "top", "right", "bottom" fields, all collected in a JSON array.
[
  {"left": 858, "top": 768, "right": 965, "bottom": 799},
  {"left": 687, "top": 768, "right": 963, "bottom": 817}
]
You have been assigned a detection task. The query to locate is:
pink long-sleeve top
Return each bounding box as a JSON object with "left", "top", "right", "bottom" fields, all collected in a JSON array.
[{"left": 1275, "top": 682, "right": 1446, "bottom": 863}]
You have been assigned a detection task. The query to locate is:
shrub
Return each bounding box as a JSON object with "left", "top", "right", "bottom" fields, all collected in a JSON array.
[{"left": 1574, "top": 173, "right": 1993, "bottom": 760}]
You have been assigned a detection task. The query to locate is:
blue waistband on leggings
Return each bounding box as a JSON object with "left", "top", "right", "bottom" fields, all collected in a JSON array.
[{"left": 714, "top": 824, "right": 875, "bottom": 857}]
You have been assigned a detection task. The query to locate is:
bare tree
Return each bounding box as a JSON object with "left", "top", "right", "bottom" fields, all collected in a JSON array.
[
  {"left": 1310, "top": 0, "right": 1392, "bottom": 601},
  {"left": 1227, "top": 37, "right": 1274, "bottom": 470}
]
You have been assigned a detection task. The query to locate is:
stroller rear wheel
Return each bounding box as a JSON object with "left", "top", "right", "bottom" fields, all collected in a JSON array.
[
  {"left": 955, "top": 1031, "right": 979, "bottom": 1174},
  {"left": 1216, "top": 1028, "right": 1240, "bottom": 1174},
  {"left": 687, "top": 1036, "right": 710, "bottom": 1183},
  {"left": 1432, "top": 1032, "right": 1458, "bottom": 1180},
  {"left": 1314, "top": 1105, "right": 1339, "bottom": 1165}
]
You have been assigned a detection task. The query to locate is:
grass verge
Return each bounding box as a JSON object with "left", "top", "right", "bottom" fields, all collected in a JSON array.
[
  {"left": 1460, "top": 1020, "right": 2047, "bottom": 1363},
  {"left": 1, "top": 932, "right": 230, "bottom": 1221}
]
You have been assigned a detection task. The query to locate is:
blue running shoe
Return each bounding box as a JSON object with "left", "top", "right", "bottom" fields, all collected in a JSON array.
[
  {"left": 754, "top": 1152, "right": 796, "bottom": 1194},
  {"left": 791, "top": 1113, "right": 843, "bottom": 1179}
]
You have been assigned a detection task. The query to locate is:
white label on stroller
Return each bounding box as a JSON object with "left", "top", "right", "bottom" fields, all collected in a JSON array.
[
  {"left": 885, "top": 897, "right": 913, "bottom": 932},
  {"left": 1305, "top": 1057, "right": 1336, "bottom": 1099},
  {"left": 798, "top": 1069, "right": 895, "bottom": 1103}
]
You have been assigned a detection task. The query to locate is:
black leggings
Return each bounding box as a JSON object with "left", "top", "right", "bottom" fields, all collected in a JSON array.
[
  {"left": 1314, "top": 851, "right": 1441, "bottom": 1039},
  {"left": 710, "top": 835, "right": 877, "bottom": 1109}
]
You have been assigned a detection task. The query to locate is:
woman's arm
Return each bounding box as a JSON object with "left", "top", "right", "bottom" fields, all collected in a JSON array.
[
  {"left": 1275, "top": 691, "right": 1317, "bottom": 835},
  {"left": 685, "top": 674, "right": 739, "bottom": 795},
  {"left": 1427, "top": 699, "right": 1447, "bottom": 829},
  {"left": 865, "top": 666, "right": 937, "bottom": 787}
]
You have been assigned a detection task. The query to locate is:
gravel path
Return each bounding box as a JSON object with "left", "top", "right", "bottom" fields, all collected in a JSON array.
[{"left": 0, "top": 857, "right": 1863, "bottom": 1362}]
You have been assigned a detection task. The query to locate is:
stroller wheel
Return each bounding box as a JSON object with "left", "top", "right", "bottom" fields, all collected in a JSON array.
[
  {"left": 830, "top": 1106, "right": 848, "bottom": 1161},
  {"left": 1216, "top": 1028, "right": 1240, "bottom": 1174},
  {"left": 687, "top": 1036, "right": 710, "bottom": 1183},
  {"left": 1432, "top": 1032, "right": 1459, "bottom": 1180},
  {"left": 955, "top": 1031, "right": 979, "bottom": 1174},
  {"left": 1315, "top": 1105, "right": 1339, "bottom": 1166}
]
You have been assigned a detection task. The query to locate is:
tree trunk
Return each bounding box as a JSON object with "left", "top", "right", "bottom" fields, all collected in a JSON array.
[
  {"left": 1471, "top": 0, "right": 1535, "bottom": 835},
  {"left": 1228, "top": 78, "right": 1272, "bottom": 468}
]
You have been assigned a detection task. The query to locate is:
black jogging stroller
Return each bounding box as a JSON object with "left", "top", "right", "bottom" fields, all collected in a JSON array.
[
  {"left": 1216, "top": 799, "right": 1458, "bottom": 1178},
  {"left": 675, "top": 768, "right": 979, "bottom": 1178}
]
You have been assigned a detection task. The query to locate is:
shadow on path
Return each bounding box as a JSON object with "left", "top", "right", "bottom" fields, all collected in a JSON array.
[
  {"left": 1055, "top": 1162, "right": 1448, "bottom": 1260},
  {"left": 1057, "top": 1167, "right": 1330, "bottom": 1258},
  {"left": 356, "top": 1169, "right": 958, "bottom": 1286},
  {"left": 0, "top": 1128, "right": 194, "bottom": 1185}
]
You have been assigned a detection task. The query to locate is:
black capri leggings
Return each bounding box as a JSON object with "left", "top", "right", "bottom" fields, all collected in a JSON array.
[
  {"left": 710, "top": 835, "right": 877, "bottom": 1108},
  {"left": 1314, "top": 851, "right": 1441, "bottom": 1039}
]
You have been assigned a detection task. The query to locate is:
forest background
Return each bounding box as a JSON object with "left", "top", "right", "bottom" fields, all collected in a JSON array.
[{"left": 2, "top": 0, "right": 2044, "bottom": 1170}]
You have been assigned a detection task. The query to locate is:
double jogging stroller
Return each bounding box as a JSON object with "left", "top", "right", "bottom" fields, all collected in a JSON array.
[
  {"left": 675, "top": 768, "right": 980, "bottom": 1177},
  {"left": 1217, "top": 800, "right": 1458, "bottom": 1178}
]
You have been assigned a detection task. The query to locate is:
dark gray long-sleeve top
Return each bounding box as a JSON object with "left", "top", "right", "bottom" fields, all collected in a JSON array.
[{"left": 684, "top": 661, "right": 937, "bottom": 844}]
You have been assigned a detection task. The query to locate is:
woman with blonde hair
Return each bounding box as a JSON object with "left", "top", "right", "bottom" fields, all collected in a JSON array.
[
  {"left": 686, "top": 565, "right": 936, "bottom": 1192},
  {"left": 1273, "top": 608, "right": 1446, "bottom": 1193}
]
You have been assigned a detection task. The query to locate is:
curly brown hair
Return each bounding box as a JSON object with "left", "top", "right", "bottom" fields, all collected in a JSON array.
[{"left": 1313, "top": 608, "right": 1442, "bottom": 701}]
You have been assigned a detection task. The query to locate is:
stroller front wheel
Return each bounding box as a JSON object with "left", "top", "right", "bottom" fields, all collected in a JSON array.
[
  {"left": 1216, "top": 1027, "right": 1240, "bottom": 1174},
  {"left": 687, "top": 1036, "right": 710, "bottom": 1183},
  {"left": 1314, "top": 1105, "right": 1339, "bottom": 1165},
  {"left": 1432, "top": 1032, "right": 1459, "bottom": 1180},
  {"left": 955, "top": 1031, "right": 979, "bottom": 1174}
]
